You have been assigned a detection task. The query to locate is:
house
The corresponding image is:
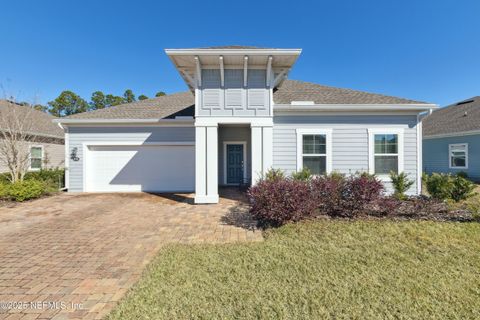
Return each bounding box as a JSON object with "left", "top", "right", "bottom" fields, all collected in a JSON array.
[
  {"left": 0, "top": 100, "right": 64, "bottom": 172},
  {"left": 423, "top": 96, "right": 480, "bottom": 181},
  {"left": 54, "top": 46, "right": 435, "bottom": 203}
]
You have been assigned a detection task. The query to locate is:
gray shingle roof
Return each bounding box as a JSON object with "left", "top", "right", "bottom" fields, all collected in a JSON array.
[
  {"left": 274, "top": 80, "right": 427, "bottom": 104},
  {"left": 0, "top": 100, "right": 64, "bottom": 139},
  {"left": 64, "top": 80, "right": 429, "bottom": 120},
  {"left": 423, "top": 96, "right": 480, "bottom": 137},
  {"left": 66, "top": 92, "right": 195, "bottom": 119}
]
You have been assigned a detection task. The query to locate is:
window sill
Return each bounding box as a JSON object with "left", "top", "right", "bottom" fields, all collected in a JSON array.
[{"left": 376, "top": 175, "right": 391, "bottom": 182}]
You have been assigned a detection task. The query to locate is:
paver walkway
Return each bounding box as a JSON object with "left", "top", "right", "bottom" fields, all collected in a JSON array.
[{"left": 0, "top": 189, "right": 262, "bottom": 319}]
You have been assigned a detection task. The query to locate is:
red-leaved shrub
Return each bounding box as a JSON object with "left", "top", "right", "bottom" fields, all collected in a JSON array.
[
  {"left": 248, "top": 178, "right": 316, "bottom": 227},
  {"left": 341, "top": 174, "right": 384, "bottom": 217},
  {"left": 311, "top": 174, "right": 345, "bottom": 216},
  {"left": 311, "top": 173, "right": 384, "bottom": 218}
]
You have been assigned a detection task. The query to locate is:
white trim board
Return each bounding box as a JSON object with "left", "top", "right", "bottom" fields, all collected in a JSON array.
[
  {"left": 295, "top": 128, "right": 333, "bottom": 174},
  {"left": 424, "top": 130, "right": 480, "bottom": 140},
  {"left": 223, "top": 141, "right": 247, "bottom": 185}
]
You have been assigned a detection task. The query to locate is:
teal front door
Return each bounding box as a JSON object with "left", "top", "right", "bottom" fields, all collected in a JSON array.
[{"left": 226, "top": 144, "right": 244, "bottom": 184}]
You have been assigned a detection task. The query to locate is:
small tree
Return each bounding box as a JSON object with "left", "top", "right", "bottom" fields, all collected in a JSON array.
[
  {"left": 123, "top": 89, "right": 136, "bottom": 103},
  {"left": 390, "top": 171, "right": 414, "bottom": 199},
  {"left": 90, "top": 91, "right": 107, "bottom": 110},
  {"left": 48, "top": 90, "right": 88, "bottom": 117},
  {"left": 105, "top": 94, "right": 124, "bottom": 107},
  {"left": 0, "top": 99, "right": 48, "bottom": 182},
  {"left": 138, "top": 94, "right": 148, "bottom": 100},
  {"left": 155, "top": 91, "right": 166, "bottom": 97}
]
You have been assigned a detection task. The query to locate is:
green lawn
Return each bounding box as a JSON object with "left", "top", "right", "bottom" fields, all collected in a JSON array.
[{"left": 108, "top": 221, "right": 480, "bottom": 319}]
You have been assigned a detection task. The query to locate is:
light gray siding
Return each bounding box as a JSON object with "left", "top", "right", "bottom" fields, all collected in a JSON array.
[
  {"left": 198, "top": 69, "right": 270, "bottom": 117},
  {"left": 218, "top": 126, "right": 251, "bottom": 185},
  {"left": 423, "top": 134, "right": 480, "bottom": 181},
  {"left": 273, "top": 115, "right": 419, "bottom": 195},
  {"left": 67, "top": 126, "right": 194, "bottom": 192},
  {"left": 0, "top": 139, "right": 64, "bottom": 173}
]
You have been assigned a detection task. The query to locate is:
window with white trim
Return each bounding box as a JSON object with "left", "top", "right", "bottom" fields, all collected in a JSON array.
[
  {"left": 374, "top": 134, "right": 398, "bottom": 174},
  {"left": 296, "top": 129, "right": 332, "bottom": 175},
  {"left": 302, "top": 134, "right": 326, "bottom": 174},
  {"left": 30, "top": 146, "right": 43, "bottom": 170},
  {"left": 449, "top": 143, "right": 468, "bottom": 169},
  {"left": 368, "top": 128, "right": 404, "bottom": 176}
]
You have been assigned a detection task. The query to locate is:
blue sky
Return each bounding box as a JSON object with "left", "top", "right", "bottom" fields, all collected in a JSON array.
[{"left": 0, "top": 0, "right": 479, "bottom": 106}]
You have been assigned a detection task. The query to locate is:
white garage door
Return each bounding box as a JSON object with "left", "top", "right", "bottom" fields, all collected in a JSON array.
[{"left": 85, "top": 145, "right": 194, "bottom": 192}]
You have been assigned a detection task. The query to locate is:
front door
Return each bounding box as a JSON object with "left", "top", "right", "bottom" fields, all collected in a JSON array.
[{"left": 226, "top": 144, "right": 244, "bottom": 184}]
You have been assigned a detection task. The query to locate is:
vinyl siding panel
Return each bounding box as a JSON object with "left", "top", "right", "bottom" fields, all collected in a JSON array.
[
  {"left": 67, "top": 126, "right": 194, "bottom": 192},
  {"left": 423, "top": 134, "right": 480, "bottom": 181},
  {"left": 273, "top": 115, "right": 419, "bottom": 195},
  {"left": 0, "top": 139, "right": 64, "bottom": 173}
]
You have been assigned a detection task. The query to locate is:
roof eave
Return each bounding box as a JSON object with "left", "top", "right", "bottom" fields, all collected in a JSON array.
[{"left": 165, "top": 48, "right": 302, "bottom": 56}]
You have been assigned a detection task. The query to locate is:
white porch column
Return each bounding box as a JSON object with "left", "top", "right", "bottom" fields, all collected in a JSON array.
[
  {"left": 195, "top": 125, "right": 219, "bottom": 204},
  {"left": 262, "top": 126, "right": 273, "bottom": 174},
  {"left": 195, "top": 126, "right": 207, "bottom": 203},
  {"left": 251, "top": 126, "right": 263, "bottom": 184},
  {"left": 206, "top": 126, "right": 219, "bottom": 203}
]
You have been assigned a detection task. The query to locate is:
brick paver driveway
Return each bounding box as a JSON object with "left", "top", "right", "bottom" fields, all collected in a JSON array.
[{"left": 0, "top": 189, "right": 261, "bottom": 320}]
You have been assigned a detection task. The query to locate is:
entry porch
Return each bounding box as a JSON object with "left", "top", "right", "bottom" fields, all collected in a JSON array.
[{"left": 194, "top": 118, "right": 273, "bottom": 204}]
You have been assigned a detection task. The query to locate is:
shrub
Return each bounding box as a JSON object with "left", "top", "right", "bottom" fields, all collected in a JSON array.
[
  {"left": 291, "top": 167, "right": 312, "bottom": 181},
  {"left": 450, "top": 175, "right": 476, "bottom": 202},
  {"left": 2, "top": 180, "right": 47, "bottom": 202},
  {"left": 25, "top": 168, "right": 65, "bottom": 189},
  {"left": 311, "top": 173, "right": 384, "bottom": 218},
  {"left": 466, "top": 198, "right": 480, "bottom": 222},
  {"left": 341, "top": 173, "right": 384, "bottom": 217},
  {"left": 424, "top": 173, "right": 453, "bottom": 200},
  {"left": 390, "top": 171, "right": 414, "bottom": 200},
  {"left": 263, "top": 168, "right": 285, "bottom": 182},
  {"left": 456, "top": 171, "right": 469, "bottom": 179},
  {"left": 248, "top": 178, "right": 316, "bottom": 227},
  {"left": 424, "top": 173, "right": 476, "bottom": 202},
  {"left": 311, "top": 174, "right": 346, "bottom": 217}
]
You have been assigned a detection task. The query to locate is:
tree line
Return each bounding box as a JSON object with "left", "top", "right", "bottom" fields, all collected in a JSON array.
[{"left": 29, "top": 89, "right": 166, "bottom": 117}]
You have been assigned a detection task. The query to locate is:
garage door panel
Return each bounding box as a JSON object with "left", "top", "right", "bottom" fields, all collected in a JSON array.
[{"left": 86, "top": 145, "right": 194, "bottom": 192}]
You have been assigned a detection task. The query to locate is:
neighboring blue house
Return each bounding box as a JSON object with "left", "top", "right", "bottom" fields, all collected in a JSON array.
[{"left": 423, "top": 96, "right": 480, "bottom": 181}]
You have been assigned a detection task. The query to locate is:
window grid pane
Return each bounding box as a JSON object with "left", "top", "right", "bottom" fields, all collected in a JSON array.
[
  {"left": 30, "top": 158, "right": 42, "bottom": 169},
  {"left": 303, "top": 156, "right": 326, "bottom": 175},
  {"left": 31, "top": 147, "right": 42, "bottom": 158},
  {"left": 374, "top": 155, "right": 398, "bottom": 174},
  {"left": 302, "top": 135, "right": 326, "bottom": 155},
  {"left": 374, "top": 134, "right": 398, "bottom": 154}
]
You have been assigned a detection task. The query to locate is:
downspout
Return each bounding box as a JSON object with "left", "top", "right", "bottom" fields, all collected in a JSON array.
[
  {"left": 416, "top": 109, "right": 432, "bottom": 195},
  {"left": 57, "top": 122, "right": 68, "bottom": 191}
]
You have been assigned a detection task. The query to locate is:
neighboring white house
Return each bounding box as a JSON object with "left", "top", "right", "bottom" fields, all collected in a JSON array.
[
  {"left": 0, "top": 100, "right": 65, "bottom": 173},
  {"left": 55, "top": 46, "right": 436, "bottom": 203}
]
